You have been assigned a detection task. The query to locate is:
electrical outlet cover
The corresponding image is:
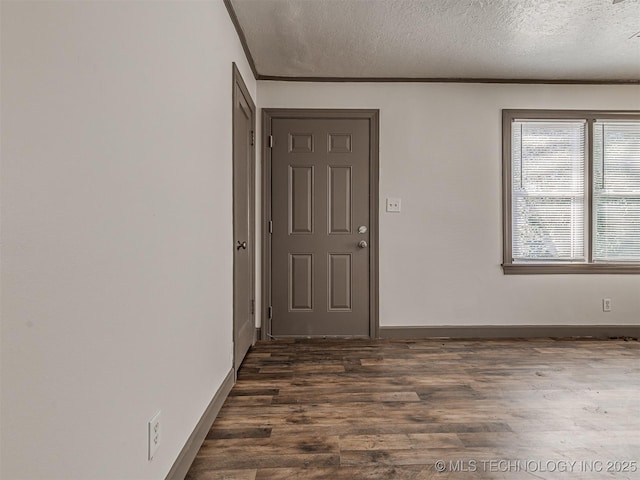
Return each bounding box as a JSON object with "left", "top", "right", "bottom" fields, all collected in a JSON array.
[
  {"left": 148, "top": 411, "right": 161, "bottom": 460},
  {"left": 386, "top": 197, "right": 401, "bottom": 212}
]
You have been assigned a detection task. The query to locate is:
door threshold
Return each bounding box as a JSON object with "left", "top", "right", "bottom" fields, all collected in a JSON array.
[{"left": 266, "top": 335, "right": 372, "bottom": 339}]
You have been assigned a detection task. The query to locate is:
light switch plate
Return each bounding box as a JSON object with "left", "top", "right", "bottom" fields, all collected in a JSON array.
[{"left": 386, "top": 197, "right": 401, "bottom": 212}]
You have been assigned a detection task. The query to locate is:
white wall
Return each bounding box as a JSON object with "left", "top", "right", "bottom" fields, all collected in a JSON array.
[
  {"left": 258, "top": 82, "right": 640, "bottom": 327},
  {"left": 1, "top": 2, "right": 255, "bottom": 479}
]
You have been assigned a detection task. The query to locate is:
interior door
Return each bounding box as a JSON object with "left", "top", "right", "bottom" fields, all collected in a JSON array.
[
  {"left": 232, "top": 65, "right": 255, "bottom": 372},
  {"left": 271, "top": 118, "right": 370, "bottom": 337}
]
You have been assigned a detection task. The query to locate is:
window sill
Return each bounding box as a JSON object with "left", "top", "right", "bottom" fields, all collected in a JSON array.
[{"left": 502, "top": 263, "right": 640, "bottom": 274}]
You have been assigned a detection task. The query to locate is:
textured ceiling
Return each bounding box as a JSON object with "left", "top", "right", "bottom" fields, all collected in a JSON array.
[{"left": 230, "top": 0, "right": 640, "bottom": 81}]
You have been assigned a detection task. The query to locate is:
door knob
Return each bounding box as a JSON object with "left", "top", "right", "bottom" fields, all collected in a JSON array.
[
  {"left": 236, "top": 240, "right": 247, "bottom": 250},
  {"left": 358, "top": 240, "right": 368, "bottom": 249}
]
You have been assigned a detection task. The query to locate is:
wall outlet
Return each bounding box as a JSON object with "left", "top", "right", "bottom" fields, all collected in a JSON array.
[
  {"left": 603, "top": 298, "right": 612, "bottom": 312},
  {"left": 148, "top": 411, "right": 161, "bottom": 461},
  {"left": 386, "top": 197, "right": 401, "bottom": 212}
]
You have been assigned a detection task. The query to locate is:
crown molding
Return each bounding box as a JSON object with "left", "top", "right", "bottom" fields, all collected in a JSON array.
[{"left": 224, "top": 0, "right": 259, "bottom": 80}]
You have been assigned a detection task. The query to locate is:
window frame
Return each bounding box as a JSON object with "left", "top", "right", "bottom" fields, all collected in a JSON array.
[{"left": 502, "top": 109, "right": 640, "bottom": 274}]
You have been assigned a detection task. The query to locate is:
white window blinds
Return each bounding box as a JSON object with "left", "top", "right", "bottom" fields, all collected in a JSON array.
[
  {"left": 593, "top": 121, "right": 640, "bottom": 262},
  {"left": 511, "top": 121, "right": 586, "bottom": 262}
]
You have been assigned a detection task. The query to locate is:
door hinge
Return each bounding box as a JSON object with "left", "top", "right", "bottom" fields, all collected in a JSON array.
[
  {"left": 268, "top": 135, "right": 273, "bottom": 148},
  {"left": 268, "top": 306, "right": 273, "bottom": 319},
  {"left": 251, "top": 299, "right": 255, "bottom": 315},
  {"left": 268, "top": 220, "right": 273, "bottom": 234},
  {"left": 250, "top": 130, "right": 255, "bottom": 146}
]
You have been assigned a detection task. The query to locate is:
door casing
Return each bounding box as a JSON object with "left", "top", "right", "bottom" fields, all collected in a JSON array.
[
  {"left": 261, "top": 109, "right": 379, "bottom": 339},
  {"left": 232, "top": 63, "right": 256, "bottom": 374}
]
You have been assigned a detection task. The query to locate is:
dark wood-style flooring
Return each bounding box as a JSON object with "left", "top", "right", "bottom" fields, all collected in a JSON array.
[{"left": 186, "top": 338, "right": 640, "bottom": 479}]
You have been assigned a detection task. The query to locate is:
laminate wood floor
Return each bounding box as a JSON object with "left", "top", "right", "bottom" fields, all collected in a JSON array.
[{"left": 186, "top": 338, "right": 640, "bottom": 480}]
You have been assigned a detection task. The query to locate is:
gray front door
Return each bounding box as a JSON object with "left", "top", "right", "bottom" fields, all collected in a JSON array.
[
  {"left": 271, "top": 118, "right": 371, "bottom": 336},
  {"left": 232, "top": 65, "right": 255, "bottom": 372}
]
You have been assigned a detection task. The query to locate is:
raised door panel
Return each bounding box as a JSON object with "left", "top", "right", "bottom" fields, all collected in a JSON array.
[
  {"left": 289, "top": 166, "right": 314, "bottom": 234},
  {"left": 328, "top": 253, "right": 352, "bottom": 311},
  {"left": 289, "top": 133, "right": 314, "bottom": 153},
  {"left": 289, "top": 254, "right": 313, "bottom": 311},
  {"left": 328, "top": 166, "right": 352, "bottom": 234},
  {"left": 328, "top": 133, "right": 352, "bottom": 153}
]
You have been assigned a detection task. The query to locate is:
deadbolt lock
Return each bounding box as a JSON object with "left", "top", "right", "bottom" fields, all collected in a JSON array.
[{"left": 358, "top": 225, "right": 368, "bottom": 234}]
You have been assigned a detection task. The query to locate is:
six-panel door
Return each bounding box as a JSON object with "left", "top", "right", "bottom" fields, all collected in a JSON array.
[{"left": 271, "top": 118, "right": 370, "bottom": 336}]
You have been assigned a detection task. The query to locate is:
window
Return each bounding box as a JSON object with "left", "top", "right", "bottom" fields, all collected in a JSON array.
[{"left": 503, "top": 110, "right": 640, "bottom": 274}]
